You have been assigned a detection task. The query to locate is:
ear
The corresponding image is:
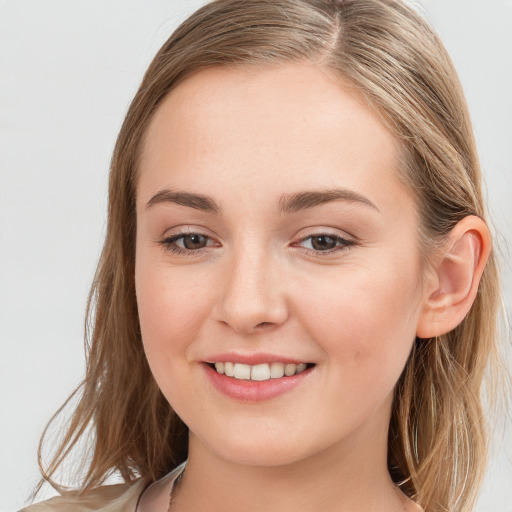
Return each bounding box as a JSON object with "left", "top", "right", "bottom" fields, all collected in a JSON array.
[{"left": 416, "top": 215, "right": 491, "bottom": 339}]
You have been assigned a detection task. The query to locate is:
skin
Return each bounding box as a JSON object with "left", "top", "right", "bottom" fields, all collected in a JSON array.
[{"left": 134, "top": 62, "right": 442, "bottom": 511}]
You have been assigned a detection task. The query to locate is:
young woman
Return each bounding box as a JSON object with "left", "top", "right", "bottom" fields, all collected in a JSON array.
[{"left": 23, "top": 0, "right": 504, "bottom": 511}]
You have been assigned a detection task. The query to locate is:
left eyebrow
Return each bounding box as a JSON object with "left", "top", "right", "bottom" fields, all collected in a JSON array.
[{"left": 278, "top": 188, "right": 380, "bottom": 214}]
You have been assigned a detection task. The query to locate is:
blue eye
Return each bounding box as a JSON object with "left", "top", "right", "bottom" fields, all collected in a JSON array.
[{"left": 298, "top": 234, "right": 354, "bottom": 253}]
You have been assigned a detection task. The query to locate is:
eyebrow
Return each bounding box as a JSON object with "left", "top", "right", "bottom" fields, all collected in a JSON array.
[
  {"left": 145, "top": 188, "right": 380, "bottom": 214},
  {"left": 146, "top": 190, "right": 221, "bottom": 214},
  {"left": 278, "top": 188, "right": 380, "bottom": 214}
]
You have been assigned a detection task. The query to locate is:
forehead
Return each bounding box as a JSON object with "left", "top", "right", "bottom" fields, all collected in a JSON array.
[{"left": 138, "top": 62, "right": 411, "bottom": 217}]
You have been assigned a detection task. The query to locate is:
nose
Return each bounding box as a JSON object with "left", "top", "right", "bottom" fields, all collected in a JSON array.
[{"left": 214, "top": 246, "right": 289, "bottom": 334}]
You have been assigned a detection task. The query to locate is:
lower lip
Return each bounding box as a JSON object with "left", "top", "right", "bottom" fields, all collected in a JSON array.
[{"left": 203, "top": 364, "right": 314, "bottom": 402}]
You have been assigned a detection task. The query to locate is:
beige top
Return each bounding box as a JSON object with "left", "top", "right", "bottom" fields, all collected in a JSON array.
[{"left": 19, "top": 463, "right": 186, "bottom": 512}]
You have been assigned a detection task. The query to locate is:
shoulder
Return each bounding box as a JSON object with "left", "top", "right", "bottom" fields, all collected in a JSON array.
[{"left": 19, "top": 480, "right": 146, "bottom": 512}]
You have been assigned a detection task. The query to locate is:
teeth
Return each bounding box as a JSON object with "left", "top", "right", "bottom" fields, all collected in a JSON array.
[
  {"left": 251, "top": 363, "right": 271, "bottom": 381},
  {"left": 224, "top": 362, "right": 235, "bottom": 377},
  {"left": 284, "top": 363, "right": 296, "bottom": 376},
  {"left": 270, "top": 362, "right": 285, "bottom": 379},
  {"left": 212, "top": 362, "right": 310, "bottom": 381},
  {"left": 233, "top": 363, "right": 251, "bottom": 380},
  {"left": 296, "top": 363, "right": 307, "bottom": 373}
]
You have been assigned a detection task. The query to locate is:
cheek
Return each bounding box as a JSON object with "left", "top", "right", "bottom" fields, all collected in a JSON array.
[
  {"left": 296, "top": 255, "right": 422, "bottom": 378},
  {"left": 135, "top": 258, "right": 212, "bottom": 365}
]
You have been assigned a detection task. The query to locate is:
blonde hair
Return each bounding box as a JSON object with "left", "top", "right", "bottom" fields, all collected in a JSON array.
[{"left": 37, "top": 1, "right": 503, "bottom": 510}]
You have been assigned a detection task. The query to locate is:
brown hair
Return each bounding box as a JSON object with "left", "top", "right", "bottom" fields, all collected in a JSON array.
[{"left": 37, "top": 1, "right": 504, "bottom": 510}]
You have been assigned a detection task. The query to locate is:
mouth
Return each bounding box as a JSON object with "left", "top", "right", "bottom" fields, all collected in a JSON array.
[{"left": 207, "top": 361, "right": 315, "bottom": 381}]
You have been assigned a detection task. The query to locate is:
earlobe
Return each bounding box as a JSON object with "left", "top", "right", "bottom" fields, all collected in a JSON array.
[{"left": 416, "top": 216, "right": 491, "bottom": 339}]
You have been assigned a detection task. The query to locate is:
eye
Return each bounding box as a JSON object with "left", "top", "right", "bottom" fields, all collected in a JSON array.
[
  {"left": 160, "top": 232, "right": 217, "bottom": 254},
  {"left": 297, "top": 233, "right": 355, "bottom": 253}
]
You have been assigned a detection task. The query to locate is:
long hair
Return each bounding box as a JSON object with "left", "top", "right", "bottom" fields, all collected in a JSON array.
[{"left": 37, "top": 1, "right": 503, "bottom": 510}]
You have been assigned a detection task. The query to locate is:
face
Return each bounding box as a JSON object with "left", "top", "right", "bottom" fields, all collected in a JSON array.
[{"left": 135, "top": 62, "right": 427, "bottom": 468}]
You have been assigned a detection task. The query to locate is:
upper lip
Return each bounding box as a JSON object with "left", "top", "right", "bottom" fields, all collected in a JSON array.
[{"left": 204, "top": 352, "right": 312, "bottom": 366}]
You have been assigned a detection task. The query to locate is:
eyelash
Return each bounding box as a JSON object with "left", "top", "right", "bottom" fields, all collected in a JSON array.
[
  {"left": 159, "top": 232, "right": 356, "bottom": 257},
  {"left": 294, "top": 233, "right": 356, "bottom": 255},
  {"left": 160, "top": 232, "right": 216, "bottom": 256}
]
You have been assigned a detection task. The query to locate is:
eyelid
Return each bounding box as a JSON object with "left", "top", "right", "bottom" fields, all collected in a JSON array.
[
  {"left": 157, "top": 227, "right": 357, "bottom": 257},
  {"left": 158, "top": 228, "right": 220, "bottom": 256},
  {"left": 170, "top": 233, "right": 216, "bottom": 248},
  {"left": 293, "top": 226, "right": 357, "bottom": 243},
  {"left": 159, "top": 225, "right": 218, "bottom": 243},
  {"left": 292, "top": 230, "right": 358, "bottom": 256}
]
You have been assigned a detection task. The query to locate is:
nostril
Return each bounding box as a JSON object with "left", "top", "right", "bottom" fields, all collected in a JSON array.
[{"left": 255, "top": 322, "right": 272, "bottom": 328}]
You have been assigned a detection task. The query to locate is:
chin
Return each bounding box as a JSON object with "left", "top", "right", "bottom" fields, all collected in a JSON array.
[
  {"left": 217, "top": 444, "right": 310, "bottom": 467},
  {"left": 195, "top": 424, "right": 327, "bottom": 468}
]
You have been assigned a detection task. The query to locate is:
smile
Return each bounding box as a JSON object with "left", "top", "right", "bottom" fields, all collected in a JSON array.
[
  {"left": 212, "top": 362, "right": 311, "bottom": 381},
  {"left": 203, "top": 353, "right": 316, "bottom": 401}
]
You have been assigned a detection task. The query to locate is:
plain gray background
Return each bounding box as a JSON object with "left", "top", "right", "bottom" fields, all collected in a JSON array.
[{"left": 1, "top": 1, "right": 511, "bottom": 511}]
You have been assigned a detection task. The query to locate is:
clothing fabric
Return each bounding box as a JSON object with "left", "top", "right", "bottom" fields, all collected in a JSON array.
[{"left": 19, "top": 463, "right": 186, "bottom": 512}]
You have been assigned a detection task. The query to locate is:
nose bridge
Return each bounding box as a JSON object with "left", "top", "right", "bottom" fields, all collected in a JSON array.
[{"left": 217, "top": 240, "right": 288, "bottom": 333}]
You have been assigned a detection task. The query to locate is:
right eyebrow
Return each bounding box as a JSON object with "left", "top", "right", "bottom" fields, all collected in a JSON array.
[{"left": 146, "top": 189, "right": 222, "bottom": 214}]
